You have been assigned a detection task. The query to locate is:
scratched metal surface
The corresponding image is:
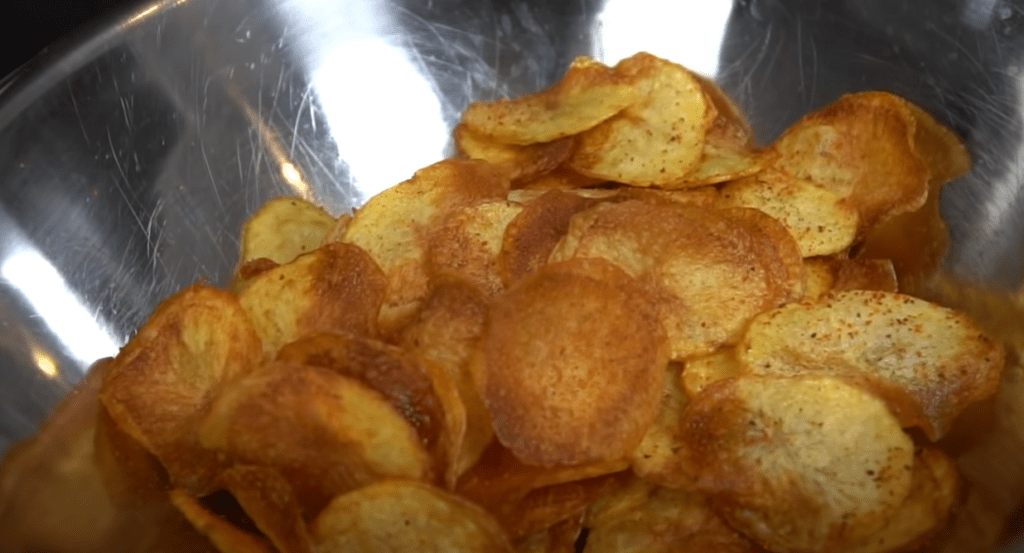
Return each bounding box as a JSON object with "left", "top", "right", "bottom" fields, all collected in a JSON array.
[{"left": 0, "top": 0, "right": 1023, "bottom": 544}]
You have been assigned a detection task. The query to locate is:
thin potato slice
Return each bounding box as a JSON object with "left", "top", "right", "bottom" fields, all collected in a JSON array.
[
  {"left": 461, "top": 56, "right": 638, "bottom": 145},
  {"left": 170, "top": 490, "right": 274, "bottom": 553},
  {"left": 341, "top": 159, "right": 510, "bottom": 333},
  {"left": 685, "top": 74, "right": 765, "bottom": 185},
  {"left": 550, "top": 200, "right": 801, "bottom": 359},
  {"left": 680, "top": 376, "right": 915, "bottom": 553},
  {"left": 568, "top": 52, "right": 709, "bottom": 187},
  {"left": 846, "top": 448, "right": 959, "bottom": 553},
  {"left": 311, "top": 479, "right": 515, "bottom": 553},
  {"left": 515, "top": 167, "right": 608, "bottom": 191},
  {"left": 455, "top": 124, "right": 575, "bottom": 184},
  {"left": 99, "top": 285, "right": 262, "bottom": 494},
  {"left": 771, "top": 92, "right": 931, "bottom": 235},
  {"left": 681, "top": 348, "right": 745, "bottom": 398},
  {"left": 216, "top": 465, "right": 312, "bottom": 553},
  {"left": 629, "top": 363, "right": 692, "bottom": 489},
  {"left": 238, "top": 242, "right": 387, "bottom": 353},
  {"left": 498, "top": 473, "right": 629, "bottom": 540},
  {"left": 514, "top": 514, "right": 583, "bottom": 553},
  {"left": 197, "top": 362, "right": 433, "bottom": 516},
  {"left": 719, "top": 169, "right": 858, "bottom": 257},
  {"left": 738, "top": 290, "right": 1004, "bottom": 439},
  {"left": 427, "top": 199, "right": 524, "bottom": 295},
  {"left": 238, "top": 196, "right": 336, "bottom": 267},
  {"left": 479, "top": 257, "right": 668, "bottom": 466}
]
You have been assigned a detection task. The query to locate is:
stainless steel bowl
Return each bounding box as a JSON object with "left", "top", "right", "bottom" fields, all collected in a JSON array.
[{"left": 1, "top": 0, "right": 1021, "bottom": 549}]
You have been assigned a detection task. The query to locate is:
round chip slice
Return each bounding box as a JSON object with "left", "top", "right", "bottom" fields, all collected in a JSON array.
[
  {"left": 312, "top": 480, "right": 515, "bottom": 553},
  {"left": 480, "top": 257, "right": 668, "bottom": 466},
  {"left": 680, "top": 375, "right": 915, "bottom": 553}
]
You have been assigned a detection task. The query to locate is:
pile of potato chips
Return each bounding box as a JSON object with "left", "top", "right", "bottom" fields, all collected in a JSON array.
[{"left": 2, "top": 51, "right": 1020, "bottom": 553}]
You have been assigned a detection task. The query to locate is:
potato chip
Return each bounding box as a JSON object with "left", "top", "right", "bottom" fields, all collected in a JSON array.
[
  {"left": 681, "top": 348, "right": 745, "bottom": 398},
  {"left": 514, "top": 167, "right": 608, "bottom": 191},
  {"left": 170, "top": 490, "right": 273, "bottom": 553},
  {"left": 455, "top": 124, "right": 575, "bottom": 184},
  {"left": 238, "top": 196, "right": 336, "bottom": 267},
  {"left": 846, "top": 447, "right": 959, "bottom": 553},
  {"left": 719, "top": 169, "right": 858, "bottom": 257},
  {"left": 514, "top": 513, "right": 583, "bottom": 553},
  {"left": 550, "top": 200, "right": 801, "bottom": 359},
  {"left": 312, "top": 479, "right": 515, "bottom": 553},
  {"left": 499, "top": 473, "right": 630, "bottom": 540},
  {"left": 93, "top": 402, "right": 168, "bottom": 509},
  {"left": 680, "top": 375, "right": 915, "bottom": 553},
  {"left": 738, "top": 289, "right": 1004, "bottom": 439},
  {"left": 197, "top": 362, "right": 433, "bottom": 516},
  {"left": 341, "top": 159, "right": 511, "bottom": 333},
  {"left": 686, "top": 74, "right": 765, "bottom": 185},
  {"left": 479, "top": 257, "right": 668, "bottom": 466},
  {"left": 461, "top": 56, "right": 638, "bottom": 145},
  {"left": 99, "top": 285, "right": 262, "bottom": 494},
  {"left": 771, "top": 91, "right": 932, "bottom": 235},
  {"left": 426, "top": 199, "right": 524, "bottom": 295},
  {"left": 215, "top": 465, "right": 312, "bottom": 553},
  {"left": 567, "top": 52, "right": 709, "bottom": 187},
  {"left": 629, "top": 364, "right": 692, "bottom": 489},
  {"left": 583, "top": 478, "right": 758, "bottom": 553}
]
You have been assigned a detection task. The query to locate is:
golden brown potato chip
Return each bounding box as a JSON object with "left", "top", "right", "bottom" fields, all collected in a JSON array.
[
  {"left": 311, "top": 479, "right": 515, "bottom": 553},
  {"left": 455, "top": 124, "right": 575, "bottom": 185},
  {"left": 567, "top": 52, "right": 709, "bottom": 187},
  {"left": 514, "top": 513, "right": 583, "bottom": 553},
  {"left": 238, "top": 196, "right": 336, "bottom": 267},
  {"left": 99, "top": 285, "right": 262, "bottom": 494},
  {"left": 738, "top": 290, "right": 1004, "bottom": 439},
  {"left": 686, "top": 74, "right": 765, "bottom": 186},
  {"left": 169, "top": 490, "right": 273, "bottom": 553},
  {"left": 846, "top": 447, "right": 959, "bottom": 553},
  {"left": 680, "top": 375, "right": 915, "bottom": 553},
  {"left": 479, "top": 257, "right": 668, "bottom": 466},
  {"left": 238, "top": 242, "right": 387, "bottom": 353},
  {"left": 498, "top": 473, "right": 630, "bottom": 540},
  {"left": 583, "top": 478, "right": 759, "bottom": 553},
  {"left": 426, "top": 199, "right": 524, "bottom": 295},
  {"left": 93, "top": 402, "right": 168, "bottom": 509},
  {"left": 719, "top": 169, "right": 858, "bottom": 257},
  {"left": 681, "top": 348, "right": 745, "bottom": 398},
  {"left": 275, "top": 332, "right": 444, "bottom": 471},
  {"left": 550, "top": 200, "right": 801, "bottom": 359},
  {"left": 341, "top": 159, "right": 511, "bottom": 333},
  {"left": 197, "top": 362, "right": 433, "bottom": 516},
  {"left": 514, "top": 167, "right": 608, "bottom": 191},
  {"left": 628, "top": 363, "right": 692, "bottom": 489},
  {"left": 215, "top": 465, "right": 312, "bottom": 553},
  {"left": 461, "top": 56, "right": 638, "bottom": 145},
  {"left": 771, "top": 91, "right": 932, "bottom": 236}
]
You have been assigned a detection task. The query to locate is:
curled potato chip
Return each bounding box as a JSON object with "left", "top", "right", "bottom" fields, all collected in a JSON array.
[
  {"left": 738, "top": 290, "right": 1004, "bottom": 439},
  {"left": 238, "top": 196, "right": 336, "bottom": 267},
  {"left": 680, "top": 375, "right": 915, "bottom": 553},
  {"left": 719, "top": 169, "right": 858, "bottom": 257},
  {"left": 170, "top": 490, "right": 273, "bottom": 553},
  {"left": 685, "top": 74, "right": 765, "bottom": 186},
  {"left": 238, "top": 242, "right": 387, "bottom": 353},
  {"left": 499, "top": 473, "right": 629, "bottom": 540},
  {"left": 426, "top": 199, "right": 524, "bottom": 295},
  {"left": 550, "top": 200, "right": 801, "bottom": 359},
  {"left": 99, "top": 285, "right": 262, "bottom": 494},
  {"left": 771, "top": 92, "right": 932, "bottom": 235},
  {"left": 480, "top": 257, "right": 668, "bottom": 466},
  {"left": 629, "top": 364, "right": 692, "bottom": 489},
  {"left": 846, "top": 447, "right": 959, "bottom": 553},
  {"left": 197, "top": 362, "right": 433, "bottom": 515},
  {"left": 341, "top": 159, "right": 510, "bottom": 333},
  {"left": 455, "top": 124, "right": 575, "bottom": 184},
  {"left": 461, "top": 56, "right": 638, "bottom": 145},
  {"left": 681, "top": 348, "right": 745, "bottom": 398},
  {"left": 802, "top": 255, "right": 898, "bottom": 302},
  {"left": 215, "top": 465, "right": 312, "bottom": 553},
  {"left": 568, "top": 52, "right": 709, "bottom": 187},
  {"left": 514, "top": 513, "right": 583, "bottom": 553},
  {"left": 312, "top": 479, "right": 515, "bottom": 553}
]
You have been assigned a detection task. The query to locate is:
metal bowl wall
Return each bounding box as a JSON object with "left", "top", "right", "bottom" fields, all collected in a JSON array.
[{"left": 0, "top": 0, "right": 1021, "bottom": 548}]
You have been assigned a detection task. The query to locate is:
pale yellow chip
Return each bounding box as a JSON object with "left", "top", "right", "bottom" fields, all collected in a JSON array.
[
  {"left": 801, "top": 255, "right": 898, "bottom": 302},
  {"left": 684, "top": 74, "right": 765, "bottom": 186},
  {"left": 238, "top": 242, "right": 387, "bottom": 353},
  {"left": 629, "top": 364, "right": 692, "bottom": 489},
  {"left": 341, "top": 159, "right": 510, "bottom": 333},
  {"left": 426, "top": 199, "right": 524, "bottom": 295},
  {"left": 238, "top": 196, "right": 336, "bottom": 266},
  {"left": 99, "top": 285, "right": 263, "bottom": 494},
  {"left": 719, "top": 169, "right": 858, "bottom": 257},
  {"left": 550, "top": 200, "right": 801, "bottom": 359},
  {"left": 311, "top": 480, "right": 515, "bottom": 553},
  {"left": 567, "top": 52, "right": 709, "bottom": 187},
  {"left": 846, "top": 448, "right": 959, "bottom": 553},
  {"left": 461, "top": 56, "right": 638, "bottom": 145},
  {"left": 681, "top": 348, "right": 745, "bottom": 397},
  {"left": 680, "top": 375, "right": 915, "bottom": 553},
  {"left": 197, "top": 362, "right": 434, "bottom": 516},
  {"left": 737, "top": 289, "right": 1004, "bottom": 440}
]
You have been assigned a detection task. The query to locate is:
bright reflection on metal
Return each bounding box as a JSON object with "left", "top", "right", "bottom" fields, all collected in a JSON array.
[
  {"left": 962, "top": 0, "right": 1001, "bottom": 29},
  {"left": 32, "top": 350, "right": 59, "bottom": 379},
  {"left": 597, "top": 0, "right": 733, "bottom": 77},
  {"left": 1, "top": 249, "right": 120, "bottom": 370}
]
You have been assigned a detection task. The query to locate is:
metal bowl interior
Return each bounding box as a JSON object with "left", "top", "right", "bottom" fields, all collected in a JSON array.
[{"left": 1, "top": 0, "right": 1022, "bottom": 549}]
